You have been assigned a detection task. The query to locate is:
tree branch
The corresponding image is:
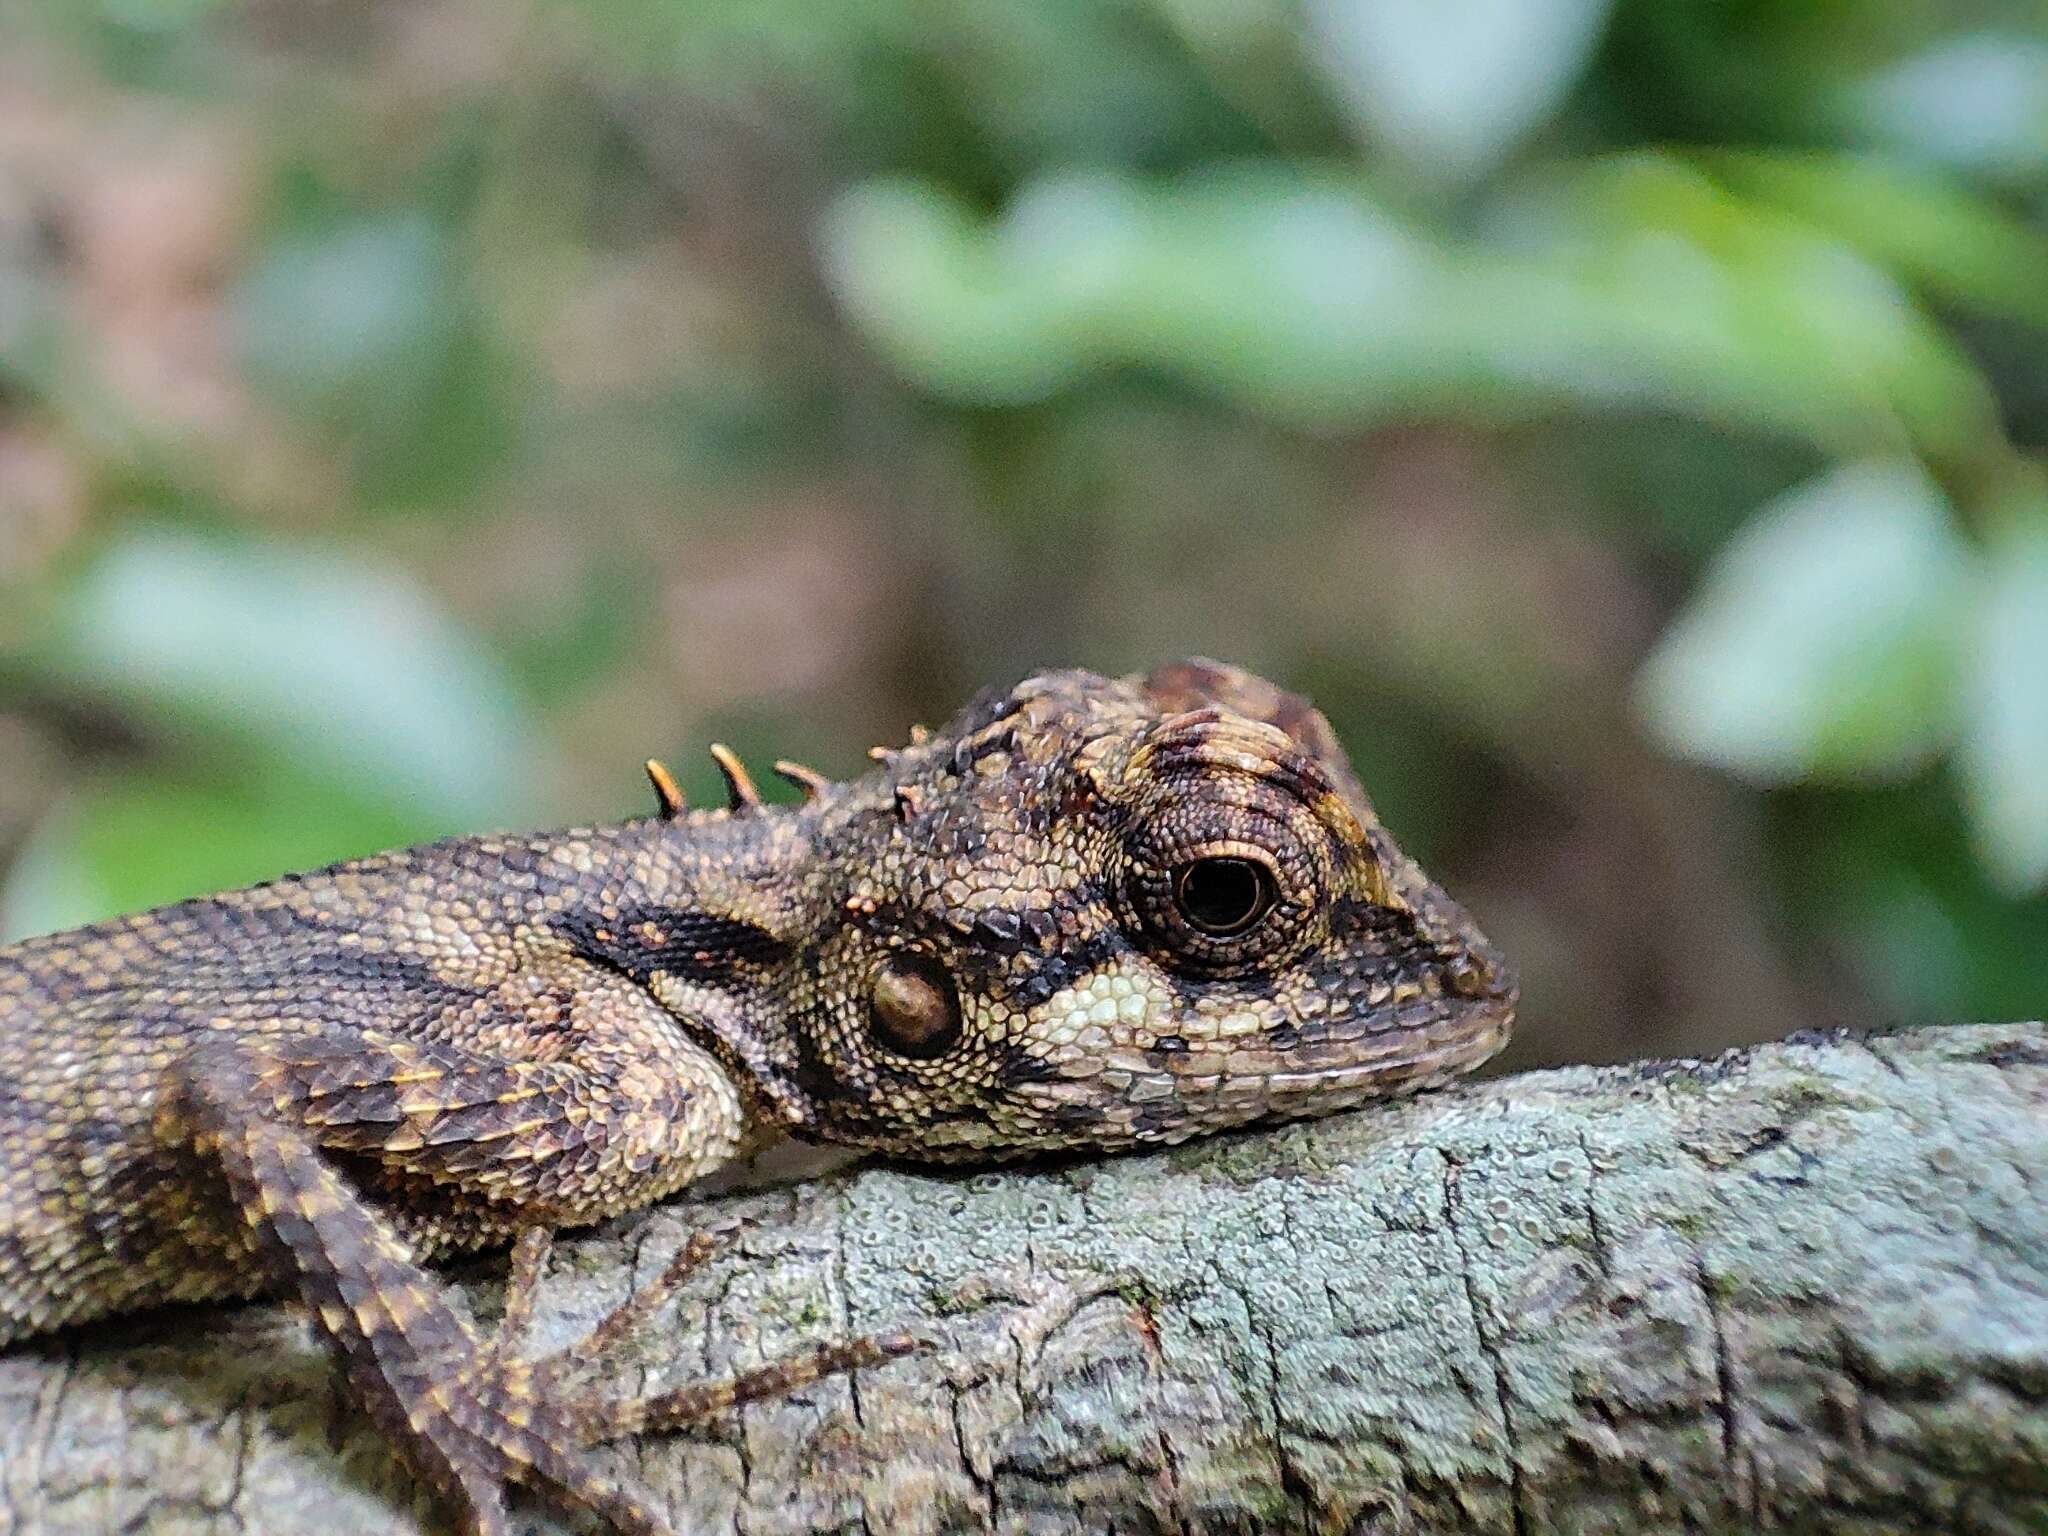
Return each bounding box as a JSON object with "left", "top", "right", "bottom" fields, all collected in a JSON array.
[{"left": 2, "top": 1022, "right": 2044, "bottom": 1534}]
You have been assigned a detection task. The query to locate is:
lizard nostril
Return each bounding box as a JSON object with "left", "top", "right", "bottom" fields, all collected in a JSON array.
[{"left": 1445, "top": 950, "right": 1507, "bottom": 1000}]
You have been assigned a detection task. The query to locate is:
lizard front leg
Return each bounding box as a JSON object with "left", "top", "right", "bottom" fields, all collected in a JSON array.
[
  {"left": 149, "top": 964, "right": 901, "bottom": 1536},
  {"left": 161, "top": 1039, "right": 671, "bottom": 1535}
]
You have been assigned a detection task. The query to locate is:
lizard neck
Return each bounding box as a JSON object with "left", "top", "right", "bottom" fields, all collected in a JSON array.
[{"left": 539, "top": 804, "right": 828, "bottom": 1135}]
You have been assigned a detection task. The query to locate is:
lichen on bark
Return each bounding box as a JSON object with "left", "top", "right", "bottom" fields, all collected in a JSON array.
[{"left": 1, "top": 1022, "right": 2043, "bottom": 1535}]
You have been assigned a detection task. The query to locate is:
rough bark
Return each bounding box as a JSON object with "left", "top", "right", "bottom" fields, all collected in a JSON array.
[{"left": 1, "top": 1022, "right": 2043, "bottom": 1536}]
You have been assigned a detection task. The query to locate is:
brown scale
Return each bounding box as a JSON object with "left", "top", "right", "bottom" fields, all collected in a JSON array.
[{"left": 0, "top": 659, "right": 1515, "bottom": 1536}]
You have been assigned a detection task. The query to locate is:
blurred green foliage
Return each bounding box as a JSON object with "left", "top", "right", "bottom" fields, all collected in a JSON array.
[{"left": 1, "top": 0, "right": 2045, "bottom": 1066}]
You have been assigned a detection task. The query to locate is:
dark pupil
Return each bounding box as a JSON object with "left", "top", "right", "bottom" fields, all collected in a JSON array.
[{"left": 1175, "top": 858, "right": 1271, "bottom": 936}]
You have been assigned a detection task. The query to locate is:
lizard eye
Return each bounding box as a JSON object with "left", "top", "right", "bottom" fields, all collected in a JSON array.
[
  {"left": 1122, "top": 838, "right": 1306, "bottom": 976},
  {"left": 1173, "top": 857, "right": 1274, "bottom": 936},
  {"left": 868, "top": 953, "right": 962, "bottom": 1059}
]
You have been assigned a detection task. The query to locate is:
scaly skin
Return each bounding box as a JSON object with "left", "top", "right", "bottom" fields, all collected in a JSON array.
[{"left": 0, "top": 659, "right": 1515, "bottom": 1535}]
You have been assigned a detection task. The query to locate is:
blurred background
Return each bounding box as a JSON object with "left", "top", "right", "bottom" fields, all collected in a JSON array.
[{"left": 2, "top": 0, "right": 2045, "bottom": 1073}]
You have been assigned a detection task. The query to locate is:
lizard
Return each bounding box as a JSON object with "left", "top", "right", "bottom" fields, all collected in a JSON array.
[{"left": 0, "top": 657, "right": 1516, "bottom": 1535}]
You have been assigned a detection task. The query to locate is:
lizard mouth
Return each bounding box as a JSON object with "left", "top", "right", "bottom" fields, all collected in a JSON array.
[
  {"left": 988, "top": 980, "right": 1516, "bottom": 1155},
  {"left": 1167, "top": 986, "right": 1515, "bottom": 1128}
]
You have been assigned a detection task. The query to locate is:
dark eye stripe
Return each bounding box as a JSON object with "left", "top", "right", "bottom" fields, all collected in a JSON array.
[
  {"left": 552, "top": 905, "right": 791, "bottom": 986},
  {"left": 839, "top": 885, "right": 1108, "bottom": 962}
]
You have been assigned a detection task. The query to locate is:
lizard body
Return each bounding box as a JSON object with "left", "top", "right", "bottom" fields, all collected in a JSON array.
[{"left": 0, "top": 659, "right": 1515, "bottom": 1534}]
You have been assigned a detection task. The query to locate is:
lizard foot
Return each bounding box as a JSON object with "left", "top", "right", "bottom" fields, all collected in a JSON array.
[
  {"left": 172, "top": 1044, "right": 919, "bottom": 1536},
  {"left": 492, "top": 1224, "right": 926, "bottom": 1446}
]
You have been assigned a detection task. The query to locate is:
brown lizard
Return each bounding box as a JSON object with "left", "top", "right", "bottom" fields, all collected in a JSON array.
[{"left": 0, "top": 658, "right": 1515, "bottom": 1535}]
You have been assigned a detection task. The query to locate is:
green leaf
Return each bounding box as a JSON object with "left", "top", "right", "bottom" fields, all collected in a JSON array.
[
  {"left": 1838, "top": 33, "right": 2048, "bottom": 182},
  {"left": 1636, "top": 460, "right": 1973, "bottom": 782},
  {"left": 1958, "top": 506, "right": 2048, "bottom": 895},
  {"left": 1304, "top": 0, "right": 1612, "bottom": 184},
  {"left": 1775, "top": 781, "right": 2048, "bottom": 1026},
  {"left": 240, "top": 214, "right": 458, "bottom": 405},
  {"left": 0, "top": 769, "right": 432, "bottom": 943},
  {"left": 36, "top": 527, "right": 545, "bottom": 826},
  {"left": 1704, "top": 151, "right": 2048, "bottom": 332},
  {"left": 822, "top": 162, "right": 2003, "bottom": 461},
  {"left": 1487, "top": 156, "right": 2004, "bottom": 464},
  {"left": 821, "top": 179, "right": 1094, "bottom": 405},
  {"left": 236, "top": 212, "right": 512, "bottom": 505}
]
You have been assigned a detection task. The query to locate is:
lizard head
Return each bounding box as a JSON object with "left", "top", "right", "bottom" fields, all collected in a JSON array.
[{"left": 779, "top": 659, "right": 1516, "bottom": 1159}]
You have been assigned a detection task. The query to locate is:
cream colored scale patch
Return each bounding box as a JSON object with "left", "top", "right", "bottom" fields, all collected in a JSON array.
[{"left": 1030, "top": 959, "right": 1182, "bottom": 1056}]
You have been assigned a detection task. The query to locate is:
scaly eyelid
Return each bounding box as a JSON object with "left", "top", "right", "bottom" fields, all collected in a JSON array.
[{"left": 1126, "top": 712, "right": 1400, "bottom": 914}]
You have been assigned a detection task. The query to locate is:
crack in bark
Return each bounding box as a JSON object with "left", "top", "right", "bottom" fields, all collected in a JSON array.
[
  {"left": 1575, "top": 1129, "right": 1612, "bottom": 1286},
  {"left": 945, "top": 1380, "right": 997, "bottom": 1532},
  {"left": 1693, "top": 1251, "right": 1750, "bottom": 1521},
  {"left": 830, "top": 1181, "right": 880, "bottom": 1536},
  {"left": 220, "top": 1407, "right": 251, "bottom": 1533},
  {"left": 1254, "top": 1316, "right": 1313, "bottom": 1536},
  {"left": 1440, "top": 1149, "right": 1527, "bottom": 1536},
  {"left": 16, "top": 1341, "right": 75, "bottom": 1529}
]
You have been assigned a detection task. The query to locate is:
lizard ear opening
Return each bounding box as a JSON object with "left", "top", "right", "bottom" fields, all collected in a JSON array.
[{"left": 868, "top": 953, "right": 962, "bottom": 1060}]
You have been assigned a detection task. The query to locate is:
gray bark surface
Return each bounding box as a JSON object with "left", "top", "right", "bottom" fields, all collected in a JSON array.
[{"left": 0, "top": 1022, "right": 2043, "bottom": 1536}]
